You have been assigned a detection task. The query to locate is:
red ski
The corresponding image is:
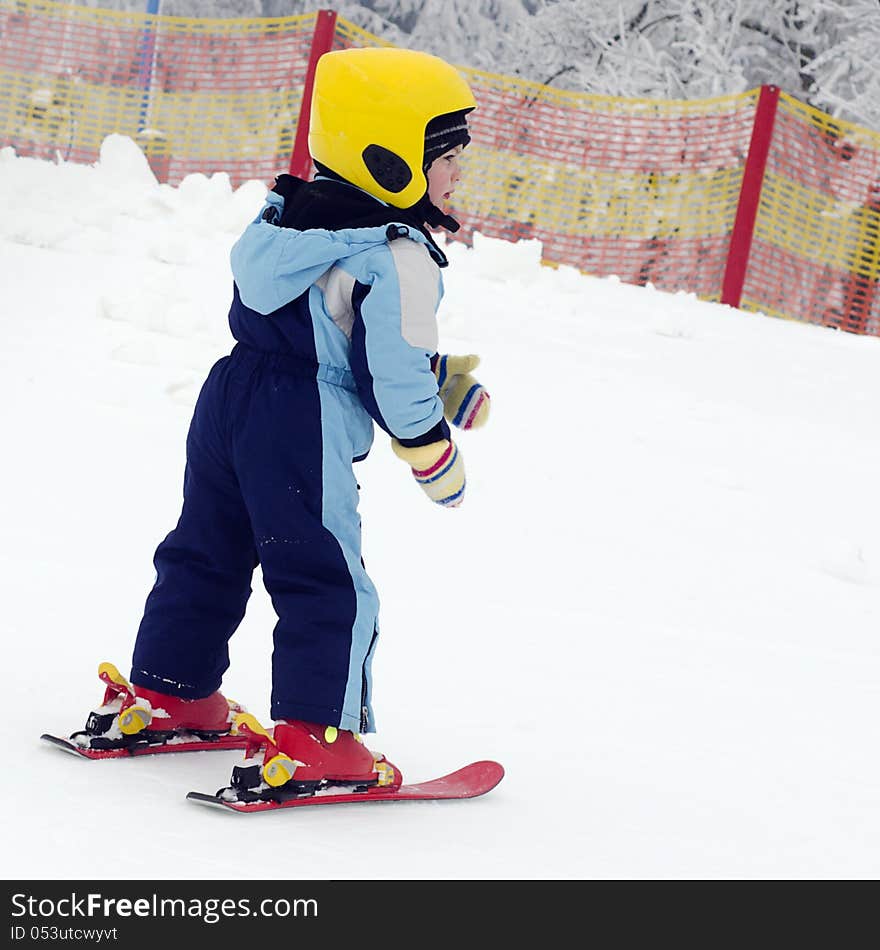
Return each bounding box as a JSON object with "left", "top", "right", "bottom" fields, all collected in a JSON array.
[
  {"left": 40, "top": 731, "right": 248, "bottom": 759},
  {"left": 185, "top": 759, "right": 504, "bottom": 814}
]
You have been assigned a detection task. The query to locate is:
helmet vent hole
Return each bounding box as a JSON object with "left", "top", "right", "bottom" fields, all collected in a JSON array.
[{"left": 362, "top": 144, "right": 413, "bottom": 194}]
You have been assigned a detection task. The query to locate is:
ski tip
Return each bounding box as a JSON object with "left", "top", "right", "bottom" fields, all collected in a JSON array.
[
  {"left": 186, "top": 791, "right": 242, "bottom": 813},
  {"left": 39, "top": 734, "right": 85, "bottom": 757},
  {"left": 464, "top": 759, "right": 505, "bottom": 795},
  {"left": 474, "top": 759, "right": 504, "bottom": 779},
  {"left": 186, "top": 791, "right": 223, "bottom": 803}
]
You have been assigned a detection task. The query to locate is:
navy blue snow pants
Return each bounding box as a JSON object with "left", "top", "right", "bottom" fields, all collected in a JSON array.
[{"left": 130, "top": 344, "right": 379, "bottom": 733}]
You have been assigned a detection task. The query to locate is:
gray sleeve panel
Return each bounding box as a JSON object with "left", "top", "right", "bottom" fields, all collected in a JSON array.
[
  {"left": 316, "top": 266, "right": 357, "bottom": 339},
  {"left": 388, "top": 239, "right": 441, "bottom": 352}
]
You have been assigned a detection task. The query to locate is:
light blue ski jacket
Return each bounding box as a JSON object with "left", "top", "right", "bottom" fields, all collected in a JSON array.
[{"left": 228, "top": 189, "right": 450, "bottom": 451}]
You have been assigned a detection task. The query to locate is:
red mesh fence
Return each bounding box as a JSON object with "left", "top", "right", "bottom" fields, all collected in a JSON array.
[
  {"left": 1, "top": 3, "right": 879, "bottom": 336},
  {"left": 0, "top": 0, "right": 314, "bottom": 185},
  {"left": 743, "top": 93, "right": 880, "bottom": 335},
  {"left": 334, "top": 18, "right": 758, "bottom": 303},
  {"left": 451, "top": 80, "right": 757, "bottom": 301}
]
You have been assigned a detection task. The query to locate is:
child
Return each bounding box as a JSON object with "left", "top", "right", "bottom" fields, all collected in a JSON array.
[{"left": 72, "top": 48, "right": 491, "bottom": 799}]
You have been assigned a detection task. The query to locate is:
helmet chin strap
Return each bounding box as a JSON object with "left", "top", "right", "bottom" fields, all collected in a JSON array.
[
  {"left": 314, "top": 162, "right": 460, "bottom": 233},
  {"left": 412, "top": 193, "right": 461, "bottom": 233}
]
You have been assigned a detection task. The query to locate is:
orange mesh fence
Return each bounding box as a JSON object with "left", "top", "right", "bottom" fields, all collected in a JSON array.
[
  {"left": 0, "top": 0, "right": 313, "bottom": 185},
  {"left": 447, "top": 79, "right": 756, "bottom": 301},
  {"left": 333, "top": 23, "right": 758, "bottom": 302},
  {"left": 331, "top": 19, "right": 880, "bottom": 335},
  {"left": 743, "top": 93, "right": 880, "bottom": 335},
  {"left": 331, "top": 15, "right": 393, "bottom": 51},
  {"left": 1, "top": 3, "right": 879, "bottom": 336}
]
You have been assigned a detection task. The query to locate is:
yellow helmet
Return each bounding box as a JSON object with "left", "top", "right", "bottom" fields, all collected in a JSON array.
[{"left": 308, "top": 47, "right": 476, "bottom": 210}]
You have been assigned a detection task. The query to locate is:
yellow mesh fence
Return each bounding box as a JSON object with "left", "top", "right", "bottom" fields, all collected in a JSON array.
[
  {"left": 0, "top": 0, "right": 314, "bottom": 184},
  {"left": 332, "top": 15, "right": 394, "bottom": 51},
  {"left": 329, "top": 26, "right": 758, "bottom": 302},
  {"left": 1, "top": 2, "right": 878, "bottom": 334},
  {"left": 450, "top": 76, "right": 755, "bottom": 300},
  {"left": 744, "top": 93, "right": 880, "bottom": 334}
]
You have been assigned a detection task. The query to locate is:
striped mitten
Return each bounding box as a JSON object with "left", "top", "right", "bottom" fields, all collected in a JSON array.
[
  {"left": 391, "top": 439, "right": 465, "bottom": 508},
  {"left": 432, "top": 354, "right": 490, "bottom": 430}
]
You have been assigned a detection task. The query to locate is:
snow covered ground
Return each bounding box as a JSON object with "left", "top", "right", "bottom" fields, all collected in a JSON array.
[{"left": 2, "top": 136, "right": 879, "bottom": 880}]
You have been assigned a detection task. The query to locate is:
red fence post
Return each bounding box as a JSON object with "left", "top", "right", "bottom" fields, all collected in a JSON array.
[
  {"left": 289, "top": 9, "right": 338, "bottom": 179},
  {"left": 721, "top": 85, "right": 780, "bottom": 308}
]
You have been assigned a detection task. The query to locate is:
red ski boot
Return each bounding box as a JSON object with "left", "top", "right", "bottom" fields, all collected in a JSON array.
[
  {"left": 117, "top": 685, "right": 234, "bottom": 736},
  {"left": 221, "top": 713, "right": 400, "bottom": 803},
  {"left": 59, "top": 662, "right": 246, "bottom": 755}
]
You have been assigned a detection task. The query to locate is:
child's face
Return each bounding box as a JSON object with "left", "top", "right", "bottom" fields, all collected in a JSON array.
[{"left": 426, "top": 145, "right": 464, "bottom": 208}]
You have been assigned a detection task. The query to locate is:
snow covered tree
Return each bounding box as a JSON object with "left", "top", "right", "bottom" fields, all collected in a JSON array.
[{"left": 798, "top": 0, "right": 880, "bottom": 130}]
